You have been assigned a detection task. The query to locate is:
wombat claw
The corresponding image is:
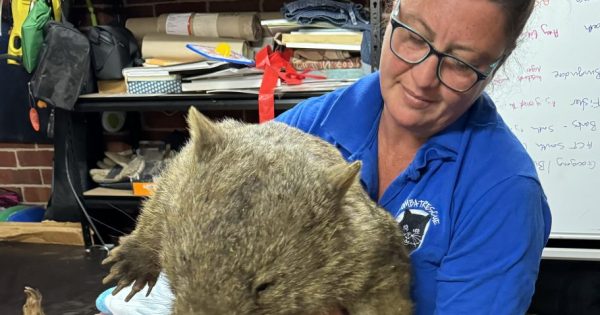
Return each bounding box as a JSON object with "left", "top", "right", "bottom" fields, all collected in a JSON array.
[
  {"left": 23, "top": 286, "right": 44, "bottom": 315},
  {"left": 101, "top": 247, "right": 159, "bottom": 301}
]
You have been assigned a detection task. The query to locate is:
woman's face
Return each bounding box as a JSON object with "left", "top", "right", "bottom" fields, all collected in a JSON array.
[{"left": 379, "top": 0, "right": 508, "bottom": 138}]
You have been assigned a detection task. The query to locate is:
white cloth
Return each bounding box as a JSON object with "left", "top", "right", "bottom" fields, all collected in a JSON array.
[{"left": 104, "top": 272, "right": 174, "bottom": 315}]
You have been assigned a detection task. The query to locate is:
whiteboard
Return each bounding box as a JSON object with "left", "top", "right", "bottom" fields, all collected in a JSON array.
[{"left": 485, "top": 0, "right": 600, "bottom": 238}]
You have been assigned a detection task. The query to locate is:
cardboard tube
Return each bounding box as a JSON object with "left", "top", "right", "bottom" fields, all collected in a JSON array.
[
  {"left": 213, "top": 13, "right": 262, "bottom": 41},
  {"left": 125, "top": 17, "right": 162, "bottom": 42},
  {"left": 126, "top": 13, "right": 262, "bottom": 42}
]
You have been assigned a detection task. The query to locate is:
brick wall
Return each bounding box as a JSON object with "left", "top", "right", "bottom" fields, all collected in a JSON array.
[
  {"left": 71, "top": 0, "right": 294, "bottom": 26},
  {"left": 72, "top": 0, "right": 369, "bottom": 26},
  {"left": 0, "top": 143, "right": 53, "bottom": 205}
]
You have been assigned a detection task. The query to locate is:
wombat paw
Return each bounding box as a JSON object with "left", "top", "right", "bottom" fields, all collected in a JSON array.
[
  {"left": 102, "top": 246, "right": 160, "bottom": 301},
  {"left": 23, "top": 286, "right": 44, "bottom": 315}
]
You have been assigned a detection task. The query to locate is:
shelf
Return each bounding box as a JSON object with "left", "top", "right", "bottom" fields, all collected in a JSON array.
[
  {"left": 543, "top": 247, "right": 600, "bottom": 261},
  {"left": 83, "top": 187, "right": 138, "bottom": 197},
  {"left": 75, "top": 92, "right": 325, "bottom": 112},
  {"left": 83, "top": 187, "right": 142, "bottom": 209}
]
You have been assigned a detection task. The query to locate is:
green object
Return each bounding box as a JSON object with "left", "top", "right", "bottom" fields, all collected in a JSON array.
[
  {"left": 86, "top": 0, "right": 98, "bottom": 26},
  {"left": 0, "top": 205, "right": 29, "bottom": 221},
  {"left": 22, "top": 0, "right": 52, "bottom": 73}
]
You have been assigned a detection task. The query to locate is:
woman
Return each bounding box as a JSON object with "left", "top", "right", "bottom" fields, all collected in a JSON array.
[{"left": 276, "top": 0, "right": 551, "bottom": 314}]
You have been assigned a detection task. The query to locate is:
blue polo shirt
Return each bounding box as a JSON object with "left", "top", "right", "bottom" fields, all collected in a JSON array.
[{"left": 276, "top": 72, "right": 551, "bottom": 315}]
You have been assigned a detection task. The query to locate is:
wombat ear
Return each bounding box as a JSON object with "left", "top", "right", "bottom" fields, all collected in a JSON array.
[
  {"left": 186, "top": 106, "right": 224, "bottom": 153},
  {"left": 326, "top": 161, "right": 361, "bottom": 198}
]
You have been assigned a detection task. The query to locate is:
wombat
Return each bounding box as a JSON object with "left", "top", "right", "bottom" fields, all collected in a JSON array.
[{"left": 102, "top": 107, "right": 412, "bottom": 315}]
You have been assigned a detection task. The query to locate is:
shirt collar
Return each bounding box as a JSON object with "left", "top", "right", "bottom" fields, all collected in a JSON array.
[{"left": 320, "top": 71, "right": 383, "bottom": 155}]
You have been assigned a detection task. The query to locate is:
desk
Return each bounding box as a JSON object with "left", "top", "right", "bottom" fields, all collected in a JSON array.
[{"left": 0, "top": 242, "right": 109, "bottom": 314}]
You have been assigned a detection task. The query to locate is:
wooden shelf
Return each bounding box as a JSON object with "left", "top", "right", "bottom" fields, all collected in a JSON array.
[
  {"left": 75, "top": 92, "right": 324, "bottom": 112},
  {"left": 83, "top": 187, "right": 138, "bottom": 198}
]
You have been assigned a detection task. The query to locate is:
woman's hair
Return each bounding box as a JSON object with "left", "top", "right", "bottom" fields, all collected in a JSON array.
[
  {"left": 489, "top": 0, "right": 536, "bottom": 54},
  {"left": 382, "top": 0, "right": 536, "bottom": 56}
]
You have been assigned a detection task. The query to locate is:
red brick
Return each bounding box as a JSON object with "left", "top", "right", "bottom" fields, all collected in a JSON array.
[
  {"left": 0, "top": 169, "right": 43, "bottom": 185},
  {"left": 17, "top": 150, "right": 54, "bottom": 167},
  {"left": 123, "top": 5, "right": 156, "bottom": 18},
  {"left": 104, "top": 134, "right": 131, "bottom": 145},
  {"left": 41, "top": 169, "right": 53, "bottom": 185},
  {"left": 36, "top": 144, "right": 54, "bottom": 149},
  {"left": 142, "top": 112, "right": 187, "bottom": 129},
  {"left": 1, "top": 186, "right": 23, "bottom": 201},
  {"left": 0, "top": 143, "right": 34, "bottom": 149},
  {"left": 155, "top": 2, "right": 207, "bottom": 15},
  {"left": 23, "top": 187, "right": 52, "bottom": 203},
  {"left": 209, "top": 0, "right": 260, "bottom": 12},
  {"left": 105, "top": 141, "right": 132, "bottom": 153},
  {"left": 0, "top": 151, "right": 17, "bottom": 167}
]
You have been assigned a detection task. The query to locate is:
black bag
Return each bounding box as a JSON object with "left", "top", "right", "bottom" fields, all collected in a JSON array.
[
  {"left": 29, "top": 21, "right": 91, "bottom": 111},
  {"left": 88, "top": 25, "right": 141, "bottom": 80}
]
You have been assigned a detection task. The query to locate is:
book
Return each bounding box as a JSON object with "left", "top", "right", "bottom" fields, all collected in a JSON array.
[
  {"left": 282, "top": 30, "right": 363, "bottom": 46},
  {"left": 186, "top": 43, "right": 255, "bottom": 66},
  {"left": 122, "top": 69, "right": 182, "bottom": 95},
  {"left": 181, "top": 74, "right": 273, "bottom": 92},
  {"left": 284, "top": 42, "right": 361, "bottom": 51},
  {"left": 276, "top": 78, "right": 356, "bottom": 93},
  {"left": 310, "top": 68, "right": 368, "bottom": 80},
  {"left": 184, "top": 66, "right": 263, "bottom": 81},
  {"left": 291, "top": 57, "right": 362, "bottom": 70},
  {"left": 280, "top": 29, "right": 363, "bottom": 51},
  {"left": 260, "top": 18, "right": 338, "bottom": 35},
  {"left": 122, "top": 60, "right": 237, "bottom": 77}
]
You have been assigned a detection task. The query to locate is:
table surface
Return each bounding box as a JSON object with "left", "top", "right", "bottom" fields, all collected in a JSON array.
[{"left": 0, "top": 242, "right": 110, "bottom": 315}]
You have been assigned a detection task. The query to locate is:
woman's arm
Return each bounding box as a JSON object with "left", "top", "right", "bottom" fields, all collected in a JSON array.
[{"left": 434, "top": 176, "right": 551, "bottom": 314}]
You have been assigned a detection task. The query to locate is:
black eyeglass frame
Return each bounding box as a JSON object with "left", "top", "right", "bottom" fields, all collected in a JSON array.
[{"left": 389, "top": 17, "right": 502, "bottom": 93}]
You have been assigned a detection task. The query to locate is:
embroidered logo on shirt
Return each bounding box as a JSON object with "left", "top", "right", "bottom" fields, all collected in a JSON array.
[
  {"left": 397, "top": 209, "right": 431, "bottom": 251},
  {"left": 396, "top": 199, "right": 439, "bottom": 251}
]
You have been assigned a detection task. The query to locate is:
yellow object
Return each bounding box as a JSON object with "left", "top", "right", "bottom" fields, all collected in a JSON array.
[
  {"left": 132, "top": 181, "right": 156, "bottom": 196},
  {"left": 215, "top": 42, "right": 231, "bottom": 57},
  {"left": 7, "top": 0, "right": 32, "bottom": 65},
  {"left": 51, "top": 0, "right": 62, "bottom": 21},
  {"left": 36, "top": 100, "right": 47, "bottom": 108}
]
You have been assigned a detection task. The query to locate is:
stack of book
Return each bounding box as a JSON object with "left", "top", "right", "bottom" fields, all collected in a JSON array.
[
  {"left": 122, "top": 61, "right": 260, "bottom": 95},
  {"left": 262, "top": 17, "right": 368, "bottom": 87}
]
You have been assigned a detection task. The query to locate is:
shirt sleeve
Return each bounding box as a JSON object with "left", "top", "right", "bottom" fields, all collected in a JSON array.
[
  {"left": 275, "top": 89, "right": 345, "bottom": 133},
  {"left": 434, "top": 175, "right": 550, "bottom": 315}
]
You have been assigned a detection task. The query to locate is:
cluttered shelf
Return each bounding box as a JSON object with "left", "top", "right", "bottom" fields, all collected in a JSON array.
[
  {"left": 75, "top": 91, "right": 326, "bottom": 112},
  {"left": 73, "top": 0, "right": 379, "bottom": 113},
  {"left": 47, "top": 0, "right": 384, "bottom": 248}
]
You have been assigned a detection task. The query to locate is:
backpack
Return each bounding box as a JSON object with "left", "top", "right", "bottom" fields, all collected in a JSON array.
[
  {"left": 29, "top": 20, "right": 91, "bottom": 112},
  {"left": 88, "top": 25, "right": 142, "bottom": 80}
]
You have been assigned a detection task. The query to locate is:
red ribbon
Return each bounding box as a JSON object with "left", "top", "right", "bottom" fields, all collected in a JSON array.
[{"left": 255, "top": 46, "right": 326, "bottom": 123}]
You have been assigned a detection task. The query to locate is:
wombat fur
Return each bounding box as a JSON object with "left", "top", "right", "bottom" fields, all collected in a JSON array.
[{"left": 103, "top": 107, "right": 412, "bottom": 315}]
